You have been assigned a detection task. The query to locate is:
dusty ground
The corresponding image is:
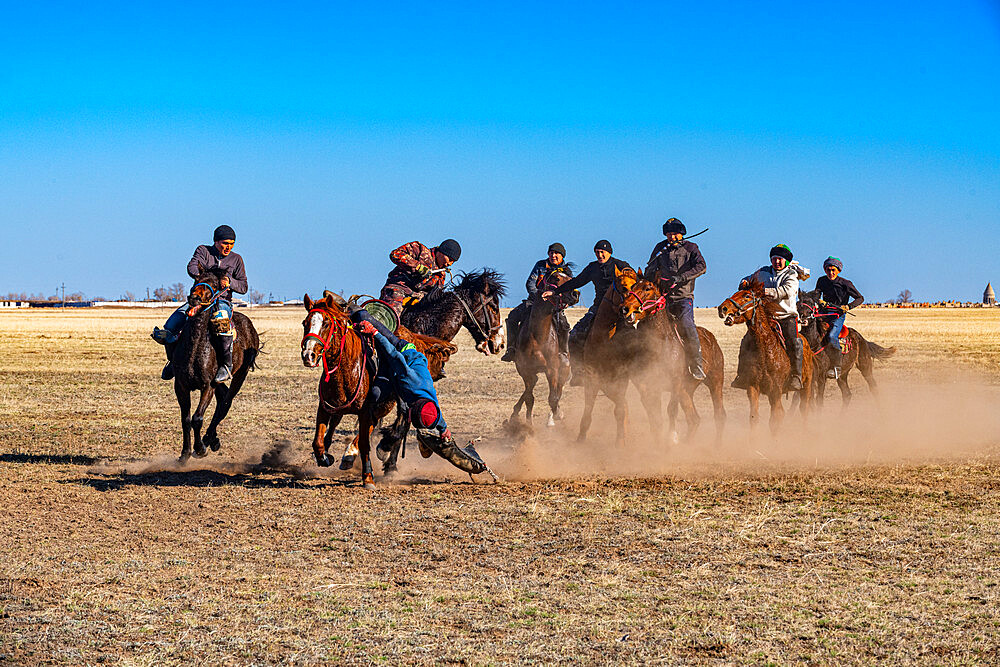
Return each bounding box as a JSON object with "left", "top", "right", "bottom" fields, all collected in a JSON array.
[{"left": 1, "top": 305, "right": 999, "bottom": 664}]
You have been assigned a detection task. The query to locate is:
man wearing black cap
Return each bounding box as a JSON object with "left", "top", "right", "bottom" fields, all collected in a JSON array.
[
  {"left": 733, "top": 243, "right": 803, "bottom": 391},
  {"left": 542, "top": 240, "right": 631, "bottom": 385},
  {"left": 501, "top": 242, "right": 577, "bottom": 363},
  {"left": 644, "top": 218, "right": 708, "bottom": 380},
  {"left": 379, "top": 238, "right": 461, "bottom": 316},
  {"left": 151, "top": 225, "right": 248, "bottom": 383}
]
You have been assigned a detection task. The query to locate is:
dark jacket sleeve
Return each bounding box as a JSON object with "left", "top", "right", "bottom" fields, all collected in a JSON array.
[
  {"left": 676, "top": 244, "right": 706, "bottom": 285},
  {"left": 553, "top": 262, "right": 596, "bottom": 294},
  {"left": 844, "top": 279, "right": 864, "bottom": 309},
  {"left": 228, "top": 254, "right": 248, "bottom": 294},
  {"left": 526, "top": 260, "right": 546, "bottom": 297},
  {"left": 187, "top": 246, "right": 210, "bottom": 280}
]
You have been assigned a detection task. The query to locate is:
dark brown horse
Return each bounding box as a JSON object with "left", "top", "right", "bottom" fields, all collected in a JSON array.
[
  {"left": 509, "top": 272, "right": 575, "bottom": 428},
  {"left": 302, "top": 293, "right": 456, "bottom": 485},
  {"left": 797, "top": 290, "right": 896, "bottom": 408},
  {"left": 718, "top": 282, "right": 813, "bottom": 433},
  {"left": 616, "top": 269, "right": 726, "bottom": 445},
  {"left": 170, "top": 268, "right": 260, "bottom": 461}
]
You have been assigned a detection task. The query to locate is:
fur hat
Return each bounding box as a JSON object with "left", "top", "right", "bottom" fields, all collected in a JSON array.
[
  {"left": 769, "top": 244, "right": 793, "bottom": 262},
  {"left": 213, "top": 225, "right": 236, "bottom": 242},
  {"left": 547, "top": 242, "right": 566, "bottom": 257},
  {"left": 823, "top": 256, "right": 843, "bottom": 271},
  {"left": 437, "top": 239, "right": 462, "bottom": 261},
  {"left": 662, "top": 218, "right": 686, "bottom": 236},
  {"left": 593, "top": 239, "right": 613, "bottom": 254}
]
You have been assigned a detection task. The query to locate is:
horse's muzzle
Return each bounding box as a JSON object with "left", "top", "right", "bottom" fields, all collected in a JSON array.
[{"left": 301, "top": 346, "right": 320, "bottom": 368}]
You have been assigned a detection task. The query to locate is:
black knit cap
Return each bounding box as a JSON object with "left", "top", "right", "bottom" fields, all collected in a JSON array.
[
  {"left": 662, "top": 218, "right": 686, "bottom": 236},
  {"left": 769, "top": 244, "right": 793, "bottom": 262},
  {"left": 213, "top": 225, "right": 236, "bottom": 242},
  {"left": 593, "top": 239, "right": 613, "bottom": 253},
  {"left": 547, "top": 242, "right": 566, "bottom": 256},
  {"left": 437, "top": 238, "right": 462, "bottom": 261}
]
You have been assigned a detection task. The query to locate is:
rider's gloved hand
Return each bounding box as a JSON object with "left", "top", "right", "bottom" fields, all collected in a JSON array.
[
  {"left": 414, "top": 264, "right": 431, "bottom": 278},
  {"left": 660, "top": 277, "right": 677, "bottom": 291},
  {"left": 840, "top": 305, "right": 850, "bottom": 313},
  {"left": 357, "top": 321, "right": 378, "bottom": 336}
]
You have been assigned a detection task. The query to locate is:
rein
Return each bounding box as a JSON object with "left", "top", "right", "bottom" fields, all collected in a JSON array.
[{"left": 453, "top": 289, "right": 501, "bottom": 342}]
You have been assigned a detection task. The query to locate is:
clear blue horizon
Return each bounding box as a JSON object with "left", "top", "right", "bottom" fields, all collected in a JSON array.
[{"left": 1, "top": 1, "right": 998, "bottom": 306}]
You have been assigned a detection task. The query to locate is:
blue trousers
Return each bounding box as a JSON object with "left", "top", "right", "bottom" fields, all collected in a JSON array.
[
  {"left": 164, "top": 298, "right": 233, "bottom": 334},
  {"left": 667, "top": 298, "right": 703, "bottom": 367},
  {"left": 827, "top": 313, "right": 846, "bottom": 351}
]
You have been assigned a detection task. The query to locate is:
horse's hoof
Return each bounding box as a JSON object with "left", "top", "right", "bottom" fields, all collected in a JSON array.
[
  {"left": 204, "top": 434, "right": 221, "bottom": 451},
  {"left": 339, "top": 455, "right": 356, "bottom": 470},
  {"left": 315, "top": 454, "right": 332, "bottom": 468},
  {"left": 546, "top": 415, "right": 556, "bottom": 427},
  {"left": 383, "top": 462, "right": 398, "bottom": 476},
  {"left": 362, "top": 473, "right": 376, "bottom": 490},
  {"left": 193, "top": 447, "right": 208, "bottom": 459},
  {"left": 178, "top": 453, "right": 190, "bottom": 464}
]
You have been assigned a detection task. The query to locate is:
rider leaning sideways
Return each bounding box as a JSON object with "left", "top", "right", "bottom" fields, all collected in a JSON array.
[
  {"left": 379, "top": 238, "right": 462, "bottom": 316},
  {"left": 542, "top": 239, "right": 631, "bottom": 385},
  {"left": 501, "top": 242, "right": 577, "bottom": 363},
  {"left": 814, "top": 256, "right": 864, "bottom": 380},
  {"left": 734, "top": 244, "right": 804, "bottom": 391},
  {"left": 644, "top": 217, "right": 707, "bottom": 380},
  {"left": 151, "top": 224, "right": 247, "bottom": 384}
]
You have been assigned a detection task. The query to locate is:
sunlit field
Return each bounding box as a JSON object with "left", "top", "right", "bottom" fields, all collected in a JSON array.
[{"left": 2, "top": 306, "right": 999, "bottom": 664}]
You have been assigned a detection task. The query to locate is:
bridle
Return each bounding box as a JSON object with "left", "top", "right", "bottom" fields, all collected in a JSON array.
[
  {"left": 190, "top": 281, "right": 223, "bottom": 308},
  {"left": 614, "top": 275, "right": 666, "bottom": 320},
  {"left": 301, "top": 307, "right": 366, "bottom": 412},
  {"left": 453, "top": 289, "right": 502, "bottom": 343},
  {"left": 720, "top": 291, "right": 761, "bottom": 321}
]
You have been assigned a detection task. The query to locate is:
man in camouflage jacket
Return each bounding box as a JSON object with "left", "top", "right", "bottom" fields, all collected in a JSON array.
[{"left": 379, "top": 238, "right": 461, "bottom": 315}]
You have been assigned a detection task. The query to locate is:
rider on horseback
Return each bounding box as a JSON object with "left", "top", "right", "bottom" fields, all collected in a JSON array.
[
  {"left": 379, "top": 239, "right": 461, "bottom": 316},
  {"left": 644, "top": 218, "right": 708, "bottom": 380},
  {"left": 350, "top": 307, "right": 488, "bottom": 475},
  {"left": 542, "top": 240, "right": 632, "bottom": 386},
  {"left": 501, "top": 242, "right": 577, "bottom": 363},
  {"left": 814, "top": 256, "right": 865, "bottom": 380},
  {"left": 151, "top": 224, "right": 246, "bottom": 384},
  {"left": 733, "top": 244, "right": 804, "bottom": 391}
]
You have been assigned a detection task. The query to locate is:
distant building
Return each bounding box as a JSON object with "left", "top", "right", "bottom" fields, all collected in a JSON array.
[{"left": 986, "top": 283, "right": 996, "bottom": 306}]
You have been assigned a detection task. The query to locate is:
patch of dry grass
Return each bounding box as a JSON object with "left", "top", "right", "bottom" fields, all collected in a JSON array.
[{"left": 1, "top": 306, "right": 999, "bottom": 664}]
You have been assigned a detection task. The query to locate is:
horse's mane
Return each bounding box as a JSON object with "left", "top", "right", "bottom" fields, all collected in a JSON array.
[{"left": 456, "top": 268, "right": 507, "bottom": 299}]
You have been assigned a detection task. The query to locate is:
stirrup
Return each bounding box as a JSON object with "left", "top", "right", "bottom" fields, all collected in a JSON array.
[
  {"left": 213, "top": 365, "right": 233, "bottom": 384},
  {"left": 161, "top": 363, "right": 174, "bottom": 381},
  {"left": 826, "top": 367, "right": 840, "bottom": 380},
  {"left": 690, "top": 365, "right": 706, "bottom": 381},
  {"left": 500, "top": 347, "right": 516, "bottom": 362}
]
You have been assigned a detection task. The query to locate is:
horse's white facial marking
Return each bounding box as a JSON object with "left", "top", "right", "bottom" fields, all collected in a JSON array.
[
  {"left": 302, "top": 312, "right": 326, "bottom": 365},
  {"left": 307, "top": 312, "right": 324, "bottom": 338}
]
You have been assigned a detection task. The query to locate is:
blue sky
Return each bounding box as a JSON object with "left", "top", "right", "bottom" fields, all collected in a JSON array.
[{"left": 1, "top": 1, "right": 998, "bottom": 304}]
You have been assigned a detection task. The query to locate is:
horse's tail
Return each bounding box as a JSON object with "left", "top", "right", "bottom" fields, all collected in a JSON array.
[
  {"left": 858, "top": 333, "right": 895, "bottom": 361},
  {"left": 246, "top": 337, "right": 264, "bottom": 371}
]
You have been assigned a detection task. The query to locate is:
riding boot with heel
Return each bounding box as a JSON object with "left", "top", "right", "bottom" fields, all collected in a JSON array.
[
  {"left": 500, "top": 304, "right": 525, "bottom": 362},
  {"left": 788, "top": 339, "right": 804, "bottom": 391},
  {"left": 731, "top": 335, "right": 752, "bottom": 389},
  {"left": 213, "top": 334, "right": 234, "bottom": 384},
  {"left": 826, "top": 346, "right": 842, "bottom": 380}
]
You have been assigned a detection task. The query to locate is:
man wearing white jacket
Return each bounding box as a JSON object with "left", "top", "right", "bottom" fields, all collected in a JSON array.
[{"left": 731, "top": 244, "right": 804, "bottom": 391}]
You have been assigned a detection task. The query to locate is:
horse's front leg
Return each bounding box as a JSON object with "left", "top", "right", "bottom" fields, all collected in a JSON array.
[
  {"left": 358, "top": 413, "right": 376, "bottom": 489},
  {"left": 545, "top": 362, "right": 565, "bottom": 426},
  {"left": 611, "top": 380, "right": 629, "bottom": 449},
  {"left": 747, "top": 385, "right": 761, "bottom": 436},
  {"left": 638, "top": 382, "right": 665, "bottom": 444},
  {"left": 175, "top": 383, "right": 193, "bottom": 462},
  {"left": 576, "top": 378, "right": 600, "bottom": 442},
  {"left": 312, "top": 406, "right": 341, "bottom": 467},
  {"left": 191, "top": 387, "right": 216, "bottom": 458},
  {"left": 768, "top": 391, "right": 785, "bottom": 434},
  {"left": 339, "top": 432, "right": 358, "bottom": 470}
]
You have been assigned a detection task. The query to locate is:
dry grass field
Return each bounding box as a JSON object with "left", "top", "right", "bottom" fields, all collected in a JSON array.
[{"left": 2, "top": 305, "right": 999, "bottom": 664}]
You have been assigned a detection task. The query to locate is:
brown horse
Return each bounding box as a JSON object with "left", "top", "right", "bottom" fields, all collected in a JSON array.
[
  {"left": 170, "top": 268, "right": 260, "bottom": 461},
  {"left": 302, "top": 293, "right": 456, "bottom": 485},
  {"left": 797, "top": 290, "right": 896, "bottom": 408},
  {"left": 616, "top": 269, "right": 727, "bottom": 445},
  {"left": 509, "top": 272, "right": 575, "bottom": 428},
  {"left": 718, "top": 282, "right": 813, "bottom": 433}
]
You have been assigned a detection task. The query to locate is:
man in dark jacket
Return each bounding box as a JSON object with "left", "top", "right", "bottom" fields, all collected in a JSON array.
[
  {"left": 379, "top": 239, "right": 461, "bottom": 315},
  {"left": 814, "top": 256, "right": 864, "bottom": 380},
  {"left": 542, "top": 240, "right": 632, "bottom": 385},
  {"left": 151, "top": 224, "right": 247, "bottom": 383},
  {"left": 500, "top": 242, "right": 576, "bottom": 362},
  {"left": 644, "top": 218, "right": 708, "bottom": 380}
]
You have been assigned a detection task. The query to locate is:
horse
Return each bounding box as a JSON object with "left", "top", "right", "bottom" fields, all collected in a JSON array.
[
  {"left": 797, "top": 290, "right": 896, "bottom": 408},
  {"left": 718, "top": 281, "right": 813, "bottom": 434},
  {"left": 301, "top": 293, "right": 456, "bottom": 487},
  {"left": 616, "top": 269, "right": 727, "bottom": 445},
  {"left": 508, "top": 272, "right": 576, "bottom": 428},
  {"left": 169, "top": 268, "right": 260, "bottom": 461},
  {"left": 347, "top": 269, "right": 507, "bottom": 472}
]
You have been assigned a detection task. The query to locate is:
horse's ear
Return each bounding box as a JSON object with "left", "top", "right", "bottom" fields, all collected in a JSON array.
[
  {"left": 303, "top": 294, "right": 313, "bottom": 310},
  {"left": 614, "top": 264, "right": 623, "bottom": 278},
  {"left": 323, "top": 293, "right": 335, "bottom": 309}
]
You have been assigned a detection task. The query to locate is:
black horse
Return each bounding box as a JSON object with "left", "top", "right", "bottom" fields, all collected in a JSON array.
[
  {"left": 797, "top": 290, "right": 895, "bottom": 408},
  {"left": 363, "top": 269, "right": 507, "bottom": 473},
  {"left": 168, "top": 268, "right": 260, "bottom": 460}
]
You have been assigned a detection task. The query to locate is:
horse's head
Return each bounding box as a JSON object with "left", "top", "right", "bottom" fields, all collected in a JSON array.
[
  {"left": 186, "top": 267, "right": 227, "bottom": 315},
  {"left": 301, "top": 292, "right": 346, "bottom": 368},
  {"left": 718, "top": 279, "right": 765, "bottom": 326},
  {"left": 797, "top": 289, "right": 821, "bottom": 327},
  {"left": 538, "top": 271, "right": 575, "bottom": 309},
  {"left": 456, "top": 268, "right": 507, "bottom": 355},
  {"left": 614, "top": 266, "right": 665, "bottom": 328}
]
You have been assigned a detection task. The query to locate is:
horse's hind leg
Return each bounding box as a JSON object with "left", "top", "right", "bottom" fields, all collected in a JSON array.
[
  {"left": 545, "top": 368, "right": 564, "bottom": 427},
  {"left": 358, "top": 413, "right": 376, "bottom": 489},
  {"left": 639, "top": 386, "right": 664, "bottom": 443},
  {"left": 191, "top": 387, "right": 216, "bottom": 458},
  {"left": 837, "top": 372, "right": 852, "bottom": 410},
  {"left": 175, "top": 383, "right": 193, "bottom": 462},
  {"left": 523, "top": 373, "right": 539, "bottom": 425},
  {"left": 708, "top": 377, "right": 726, "bottom": 446},
  {"left": 576, "top": 381, "right": 599, "bottom": 442}
]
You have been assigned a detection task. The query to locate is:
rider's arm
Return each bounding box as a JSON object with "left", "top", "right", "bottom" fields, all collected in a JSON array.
[
  {"left": 389, "top": 241, "right": 425, "bottom": 271},
  {"left": 525, "top": 261, "right": 545, "bottom": 297},
  {"left": 227, "top": 255, "right": 248, "bottom": 294},
  {"left": 551, "top": 262, "right": 594, "bottom": 295},
  {"left": 187, "top": 246, "right": 211, "bottom": 279},
  {"left": 675, "top": 245, "right": 706, "bottom": 284},
  {"left": 845, "top": 279, "right": 865, "bottom": 309},
  {"left": 767, "top": 270, "right": 798, "bottom": 303}
]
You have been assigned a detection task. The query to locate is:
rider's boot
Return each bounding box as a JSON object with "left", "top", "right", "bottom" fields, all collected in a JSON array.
[
  {"left": 213, "top": 334, "right": 234, "bottom": 384},
  {"left": 500, "top": 317, "right": 519, "bottom": 362},
  {"left": 160, "top": 342, "right": 177, "bottom": 381},
  {"left": 826, "top": 346, "right": 842, "bottom": 380},
  {"left": 684, "top": 334, "right": 706, "bottom": 381},
  {"left": 730, "top": 335, "right": 751, "bottom": 389},
  {"left": 788, "top": 338, "right": 804, "bottom": 391}
]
